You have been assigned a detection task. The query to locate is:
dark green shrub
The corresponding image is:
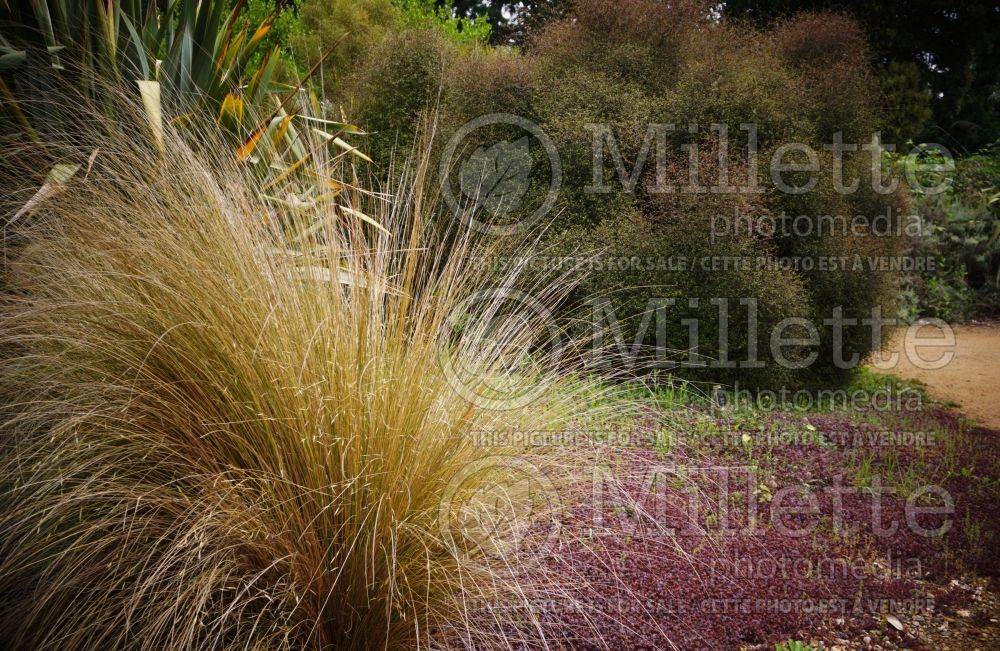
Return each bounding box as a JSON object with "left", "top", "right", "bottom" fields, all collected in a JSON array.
[
  {"left": 899, "top": 145, "right": 1000, "bottom": 320},
  {"left": 876, "top": 61, "right": 934, "bottom": 147},
  {"left": 347, "top": 29, "right": 453, "bottom": 159}
]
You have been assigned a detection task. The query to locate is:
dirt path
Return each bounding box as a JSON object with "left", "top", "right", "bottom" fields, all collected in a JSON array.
[{"left": 873, "top": 322, "right": 1000, "bottom": 429}]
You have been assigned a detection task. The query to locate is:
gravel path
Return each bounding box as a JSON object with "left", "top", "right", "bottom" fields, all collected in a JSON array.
[{"left": 873, "top": 323, "right": 1000, "bottom": 429}]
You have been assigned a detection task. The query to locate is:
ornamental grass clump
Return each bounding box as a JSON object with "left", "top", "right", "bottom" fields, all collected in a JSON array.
[{"left": 0, "top": 105, "right": 602, "bottom": 649}]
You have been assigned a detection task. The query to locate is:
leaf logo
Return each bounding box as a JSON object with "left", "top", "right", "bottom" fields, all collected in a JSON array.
[
  {"left": 440, "top": 114, "right": 561, "bottom": 235},
  {"left": 458, "top": 136, "right": 533, "bottom": 216}
]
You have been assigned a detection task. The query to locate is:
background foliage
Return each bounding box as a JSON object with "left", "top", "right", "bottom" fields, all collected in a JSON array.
[
  {"left": 896, "top": 146, "right": 1000, "bottom": 321},
  {"left": 714, "top": 0, "right": 1000, "bottom": 153}
]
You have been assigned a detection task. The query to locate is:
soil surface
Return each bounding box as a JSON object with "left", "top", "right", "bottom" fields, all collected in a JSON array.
[{"left": 873, "top": 322, "right": 1000, "bottom": 430}]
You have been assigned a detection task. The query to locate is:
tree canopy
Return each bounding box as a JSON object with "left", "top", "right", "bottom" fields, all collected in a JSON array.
[{"left": 723, "top": 0, "right": 1000, "bottom": 151}]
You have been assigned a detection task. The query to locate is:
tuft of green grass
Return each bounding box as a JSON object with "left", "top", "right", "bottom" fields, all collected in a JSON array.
[
  {"left": 775, "top": 641, "right": 819, "bottom": 651},
  {"left": 0, "top": 104, "right": 605, "bottom": 649}
]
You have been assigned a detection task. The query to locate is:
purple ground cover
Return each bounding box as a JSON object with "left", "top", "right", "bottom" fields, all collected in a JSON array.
[{"left": 494, "top": 405, "right": 1000, "bottom": 649}]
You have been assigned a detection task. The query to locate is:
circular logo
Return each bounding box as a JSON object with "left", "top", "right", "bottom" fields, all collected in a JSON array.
[
  {"left": 439, "top": 456, "right": 561, "bottom": 571},
  {"left": 439, "top": 113, "right": 561, "bottom": 236},
  {"left": 438, "top": 288, "right": 564, "bottom": 411}
]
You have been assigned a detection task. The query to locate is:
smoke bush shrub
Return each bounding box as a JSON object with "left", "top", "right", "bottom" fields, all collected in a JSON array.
[{"left": 342, "top": 0, "right": 907, "bottom": 389}]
